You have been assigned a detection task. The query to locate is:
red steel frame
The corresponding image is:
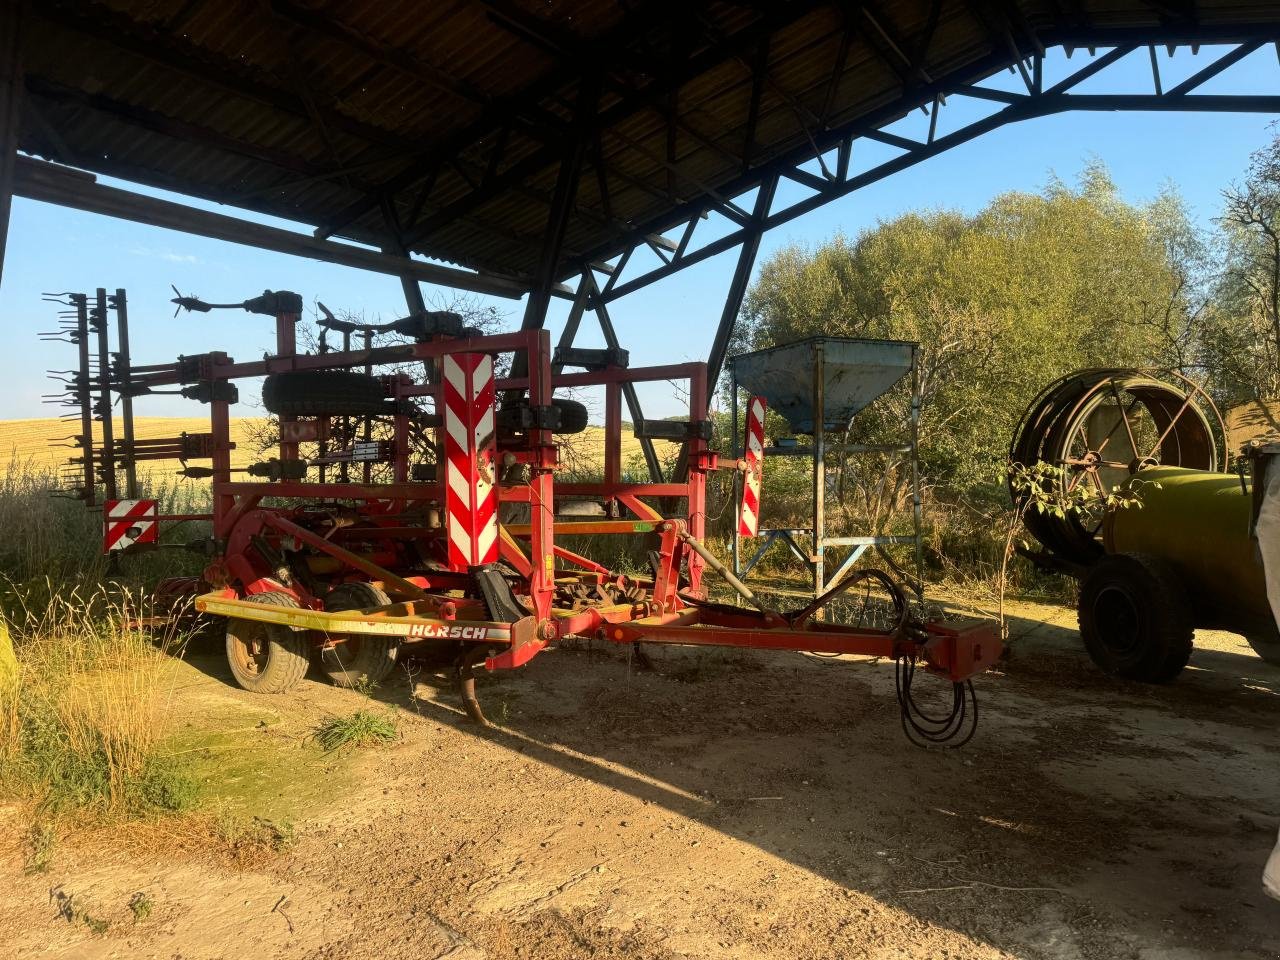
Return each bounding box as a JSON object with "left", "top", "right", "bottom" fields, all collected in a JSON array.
[{"left": 111, "top": 301, "right": 998, "bottom": 714}]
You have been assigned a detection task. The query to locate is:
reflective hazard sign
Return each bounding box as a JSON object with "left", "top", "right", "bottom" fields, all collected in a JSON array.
[{"left": 103, "top": 499, "right": 159, "bottom": 553}]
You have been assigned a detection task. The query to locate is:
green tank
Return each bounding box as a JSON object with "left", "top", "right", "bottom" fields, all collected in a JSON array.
[{"left": 1103, "top": 466, "right": 1273, "bottom": 636}]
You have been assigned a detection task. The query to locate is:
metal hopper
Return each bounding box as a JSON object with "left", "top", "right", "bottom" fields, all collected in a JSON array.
[{"left": 728, "top": 337, "right": 915, "bottom": 434}]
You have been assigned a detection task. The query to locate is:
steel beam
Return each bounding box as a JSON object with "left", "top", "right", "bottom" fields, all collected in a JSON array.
[
  {"left": 586, "top": 274, "right": 663, "bottom": 483},
  {"left": 707, "top": 175, "right": 778, "bottom": 389},
  {"left": 13, "top": 157, "right": 530, "bottom": 299},
  {"left": 522, "top": 106, "right": 592, "bottom": 332},
  {"left": 583, "top": 41, "right": 1280, "bottom": 304},
  {"left": 380, "top": 196, "right": 427, "bottom": 314},
  {"left": 668, "top": 174, "right": 776, "bottom": 487},
  {"left": 0, "top": 0, "right": 25, "bottom": 291}
]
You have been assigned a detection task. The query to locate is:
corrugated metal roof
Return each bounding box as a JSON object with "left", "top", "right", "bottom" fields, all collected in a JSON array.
[{"left": 16, "top": 1, "right": 1280, "bottom": 289}]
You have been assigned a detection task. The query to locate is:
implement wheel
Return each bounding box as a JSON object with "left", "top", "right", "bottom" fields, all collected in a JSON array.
[
  {"left": 319, "top": 582, "right": 398, "bottom": 689},
  {"left": 262, "top": 370, "right": 391, "bottom": 417},
  {"left": 1078, "top": 553, "right": 1193, "bottom": 683},
  {"left": 226, "top": 591, "right": 310, "bottom": 694}
]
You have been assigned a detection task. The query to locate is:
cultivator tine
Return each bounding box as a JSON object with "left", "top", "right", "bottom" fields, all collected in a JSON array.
[
  {"left": 40, "top": 291, "right": 98, "bottom": 505},
  {"left": 455, "top": 646, "right": 490, "bottom": 726}
]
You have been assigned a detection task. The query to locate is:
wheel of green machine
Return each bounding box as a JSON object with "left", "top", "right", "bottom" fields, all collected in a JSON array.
[
  {"left": 1245, "top": 622, "right": 1280, "bottom": 668},
  {"left": 1078, "top": 553, "right": 1193, "bottom": 683},
  {"left": 319, "top": 582, "right": 398, "bottom": 688},
  {"left": 225, "top": 591, "right": 310, "bottom": 694}
]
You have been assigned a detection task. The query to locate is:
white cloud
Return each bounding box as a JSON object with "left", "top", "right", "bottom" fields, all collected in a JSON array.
[{"left": 128, "top": 245, "right": 200, "bottom": 264}]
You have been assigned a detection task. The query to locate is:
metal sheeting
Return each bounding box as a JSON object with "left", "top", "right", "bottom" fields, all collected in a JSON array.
[
  {"left": 15, "top": 1, "right": 1280, "bottom": 286},
  {"left": 729, "top": 337, "right": 914, "bottom": 434}
]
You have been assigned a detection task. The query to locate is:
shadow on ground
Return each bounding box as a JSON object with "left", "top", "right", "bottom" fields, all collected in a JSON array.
[{"left": 181, "top": 600, "right": 1280, "bottom": 958}]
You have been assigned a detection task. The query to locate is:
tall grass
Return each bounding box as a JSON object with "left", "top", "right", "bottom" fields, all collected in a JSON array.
[
  {"left": 0, "top": 458, "right": 212, "bottom": 596},
  {"left": 0, "top": 460, "right": 205, "bottom": 818},
  {"left": 0, "top": 584, "right": 195, "bottom": 816}
]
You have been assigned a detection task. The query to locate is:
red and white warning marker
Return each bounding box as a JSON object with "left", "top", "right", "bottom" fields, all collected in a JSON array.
[
  {"left": 738, "top": 396, "right": 767, "bottom": 537},
  {"left": 441, "top": 352, "right": 499, "bottom": 570},
  {"left": 103, "top": 499, "right": 159, "bottom": 553}
]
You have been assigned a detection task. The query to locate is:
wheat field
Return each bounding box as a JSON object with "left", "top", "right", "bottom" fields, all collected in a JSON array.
[
  {"left": 0, "top": 417, "right": 676, "bottom": 475},
  {"left": 0, "top": 418, "right": 267, "bottom": 471}
]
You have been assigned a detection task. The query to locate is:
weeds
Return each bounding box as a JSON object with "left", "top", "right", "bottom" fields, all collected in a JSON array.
[
  {"left": 314, "top": 709, "right": 398, "bottom": 751},
  {"left": 128, "top": 891, "right": 153, "bottom": 923},
  {"left": 0, "top": 459, "right": 212, "bottom": 593},
  {"left": 52, "top": 888, "right": 109, "bottom": 934},
  {"left": 213, "top": 808, "right": 297, "bottom": 859},
  {"left": 24, "top": 821, "right": 56, "bottom": 874}
]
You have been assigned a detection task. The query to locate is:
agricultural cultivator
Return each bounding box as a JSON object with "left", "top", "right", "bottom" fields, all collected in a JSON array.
[
  {"left": 43, "top": 287, "right": 1000, "bottom": 745},
  {"left": 1011, "top": 369, "right": 1280, "bottom": 680}
]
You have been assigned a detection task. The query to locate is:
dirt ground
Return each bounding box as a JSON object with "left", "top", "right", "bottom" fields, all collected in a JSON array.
[{"left": 1, "top": 597, "right": 1278, "bottom": 960}]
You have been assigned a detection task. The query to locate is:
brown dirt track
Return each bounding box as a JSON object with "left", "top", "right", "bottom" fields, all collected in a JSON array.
[{"left": 2, "top": 598, "right": 1278, "bottom": 959}]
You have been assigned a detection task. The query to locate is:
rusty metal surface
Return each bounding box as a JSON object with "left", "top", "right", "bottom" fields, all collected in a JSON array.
[
  {"left": 1010, "top": 368, "right": 1224, "bottom": 566},
  {"left": 729, "top": 337, "right": 914, "bottom": 435}
]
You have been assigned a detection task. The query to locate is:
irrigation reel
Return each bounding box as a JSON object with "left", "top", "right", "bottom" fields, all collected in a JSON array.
[{"left": 1010, "top": 368, "right": 1224, "bottom": 570}]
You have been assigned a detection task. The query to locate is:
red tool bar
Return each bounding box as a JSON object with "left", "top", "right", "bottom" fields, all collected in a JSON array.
[
  {"left": 400, "top": 360, "right": 706, "bottom": 398},
  {"left": 132, "top": 331, "right": 542, "bottom": 386},
  {"left": 494, "top": 361, "right": 705, "bottom": 392},
  {"left": 609, "top": 622, "right": 900, "bottom": 657},
  {"left": 500, "top": 483, "right": 689, "bottom": 500},
  {"left": 214, "top": 481, "right": 439, "bottom": 500}
]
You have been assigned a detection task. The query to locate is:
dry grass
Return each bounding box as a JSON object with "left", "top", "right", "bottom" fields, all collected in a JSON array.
[
  {"left": 0, "top": 458, "right": 213, "bottom": 590},
  {"left": 0, "top": 416, "right": 672, "bottom": 475},
  {"left": 0, "top": 584, "right": 195, "bottom": 817},
  {"left": 0, "top": 417, "right": 265, "bottom": 470}
]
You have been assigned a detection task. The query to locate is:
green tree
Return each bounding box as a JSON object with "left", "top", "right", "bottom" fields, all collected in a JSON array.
[
  {"left": 1209, "top": 128, "right": 1280, "bottom": 402},
  {"left": 738, "top": 162, "right": 1199, "bottom": 500}
]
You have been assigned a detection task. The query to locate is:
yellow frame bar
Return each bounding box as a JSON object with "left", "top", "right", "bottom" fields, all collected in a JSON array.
[{"left": 195, "top": 593, "right": 513, "bottom": 641}]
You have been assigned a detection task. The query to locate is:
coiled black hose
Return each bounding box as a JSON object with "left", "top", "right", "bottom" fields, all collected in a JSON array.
[{"left": 894, "top": 655, "right": 978, "bottom": 749}]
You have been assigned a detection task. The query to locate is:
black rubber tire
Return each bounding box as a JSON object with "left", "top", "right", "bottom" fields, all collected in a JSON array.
[
  {"left": 552, "top": 398, "right": 589, "bottom": 435},
  {"left": 1245, "top": 622, "right": 1280, "bottom": 668},
  {"left": 1078, "top": 553, "right": 1194, "bottom": 683},
  {"left": 225, "top": 591, "right": 311, "bottom": 694},
  {"left": 318, "top": 582, "right": 398, "bottom": 688},
  {"left": 262, "top": 370, "right": 390, "bottom": 417},
  {"left": 498, "top": 397, "right": 589, "bottom": 436}
]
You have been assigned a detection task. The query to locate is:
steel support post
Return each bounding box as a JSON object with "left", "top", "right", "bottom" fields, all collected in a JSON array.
[
  {"left": 380, "top": 197, "right": 428, "bottom": 315},
  {"left": 672, "top": 175, "right": 778, "bottom": 486},
  {"left": 706, "top": 175, "right": 778, "bottom": 389},
  {"left": 0, "top": 0, "right": 26, "bottom": 291},
  {"left": 508, "top": 89, "right": 594, "bottom": 402},
  {"left": 551, "top": 271, "right": 592, "bottom": 375},
  {"left": 586, "top": 273, "right": 663, "bottom": 482},
  {"left": 519, "top": 83, "right": 597, "bottom": 339},
  {"left": 547, "top": 267, "right": 663, "bottom": 482},
  {"left": 811, "top": 342, "right": 825, "bottom": 596}
]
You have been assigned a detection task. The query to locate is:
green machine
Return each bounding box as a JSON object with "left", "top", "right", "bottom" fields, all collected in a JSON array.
[
  {"left": 1012, "top": 369, "right": 1279, "bottom": 682},
  {"left": 1083, "top": 461, "right": 1279, "bottom": 681}
]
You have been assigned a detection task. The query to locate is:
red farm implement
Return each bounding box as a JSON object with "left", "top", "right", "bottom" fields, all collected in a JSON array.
[{"left": 43, "top": 288, "right": 1000, "bottom": 746}]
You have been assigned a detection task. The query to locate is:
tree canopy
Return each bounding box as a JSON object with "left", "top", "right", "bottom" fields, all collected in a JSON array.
[{"left": 739, "top": 161, "right": 1204, "bottom": 490}]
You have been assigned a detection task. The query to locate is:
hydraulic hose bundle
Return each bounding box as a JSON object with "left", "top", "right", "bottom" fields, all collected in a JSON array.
[{"left": 789, "top": 568, "right": 982, "bottom": 749}]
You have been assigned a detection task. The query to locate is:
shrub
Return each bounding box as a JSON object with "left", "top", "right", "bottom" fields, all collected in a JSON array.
[{"left": 314, "top": 710, "right": 398, "bottom": 751}]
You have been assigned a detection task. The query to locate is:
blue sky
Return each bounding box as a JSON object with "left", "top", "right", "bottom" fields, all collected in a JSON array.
[{"left": 2, "top": 43, "right": 1277, "bottom": 422}]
